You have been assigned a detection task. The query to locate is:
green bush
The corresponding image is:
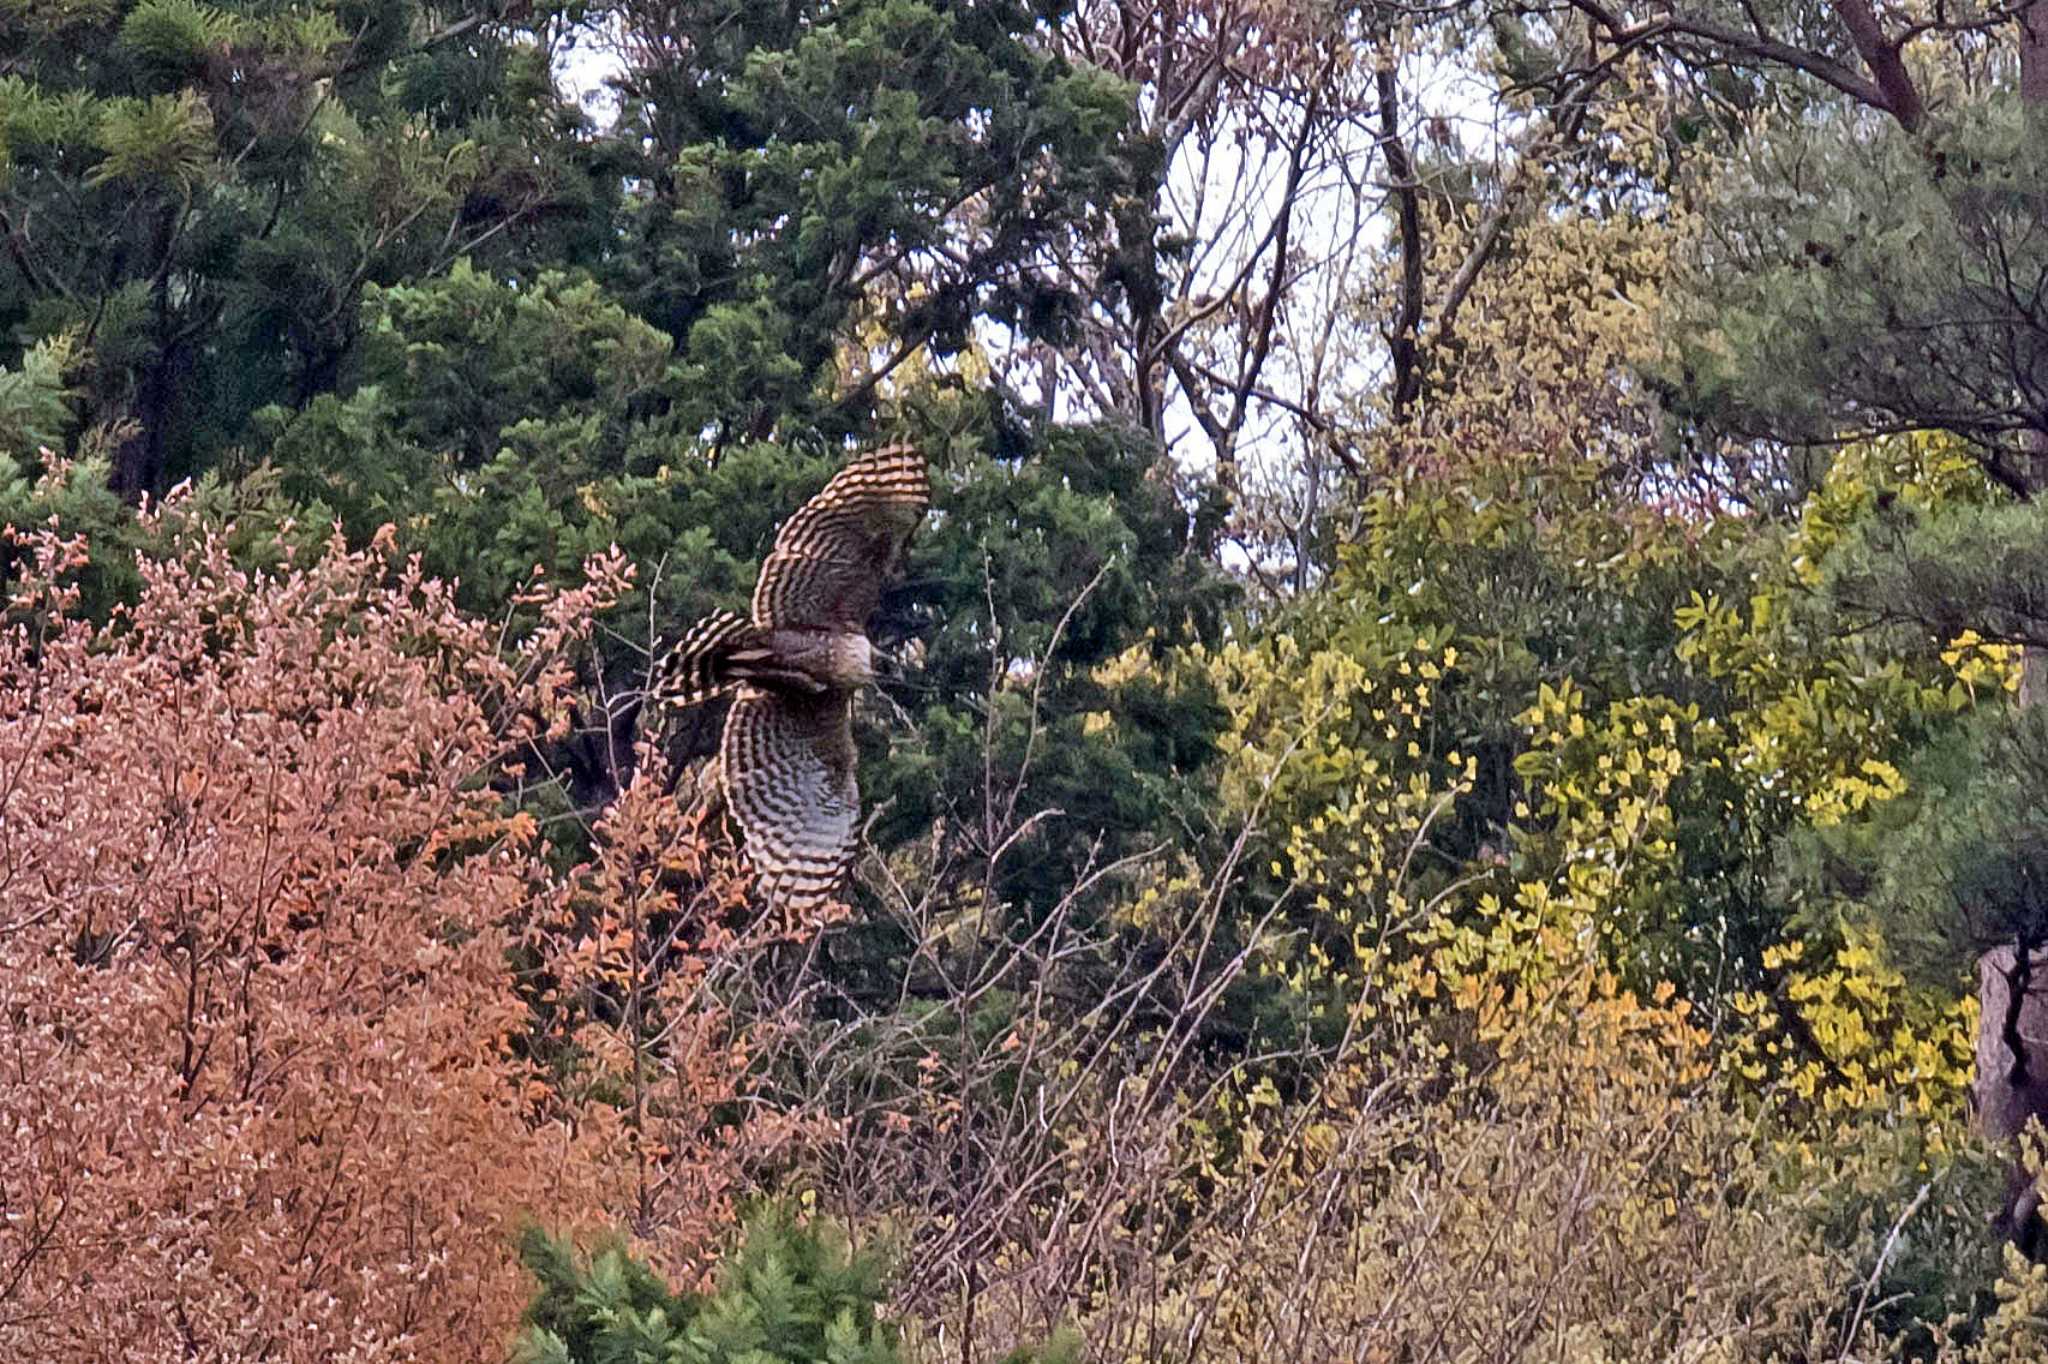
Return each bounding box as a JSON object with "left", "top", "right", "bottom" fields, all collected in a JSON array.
[{"left": 516, "top": 1208, "right": 1076, "bottom": 1364}]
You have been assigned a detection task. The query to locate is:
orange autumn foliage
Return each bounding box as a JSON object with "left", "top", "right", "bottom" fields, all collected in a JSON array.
[{"left": 0, "top": 496, "right": 779, "bottom": 1359}]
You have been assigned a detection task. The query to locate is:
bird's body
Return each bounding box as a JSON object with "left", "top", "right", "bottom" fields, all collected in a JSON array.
[
  {"left": 654, "top": 447, "right": 929, "bottom": 913},
  {"left": 756, "top": 628, "right": 876, "bottom": 691}
]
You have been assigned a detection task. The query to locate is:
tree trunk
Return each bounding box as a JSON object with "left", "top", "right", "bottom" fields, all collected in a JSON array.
[
  {"left": 111, "top": 338, "right": 183, "bottom": 499},
  {"left": 1977, "top": 945, "right": 2048, "bottom": 1253},
  {"left": 111, "top": 204, "right": 187, "bottom": 500},
  {"left": 2022, "top": 0, "right": 2048, "bottom": 108}
]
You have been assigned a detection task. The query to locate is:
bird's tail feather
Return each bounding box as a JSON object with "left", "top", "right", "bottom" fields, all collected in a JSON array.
[{"left": 654, "top": 610, "right": 760, "bottom": 709}]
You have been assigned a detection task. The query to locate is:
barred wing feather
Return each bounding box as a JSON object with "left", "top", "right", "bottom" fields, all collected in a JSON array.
[
  {"left": 652, "top": 610, "right": 754, "bottom": 709},
  {"left": 719, "top": 687, "right": 859, "bottom": 913},
  {"left": 752, "top": 446, "right": 930, "bottom": 630}
]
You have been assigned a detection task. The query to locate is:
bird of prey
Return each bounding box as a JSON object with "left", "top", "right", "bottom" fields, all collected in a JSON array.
[{"left": 655, "top": 446, "right": 930, "bottom": 912}]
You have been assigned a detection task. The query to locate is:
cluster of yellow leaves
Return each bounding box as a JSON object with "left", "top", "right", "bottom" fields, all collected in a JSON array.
[
  {"left": 1206, "top": 636, "right": 1470, "bottom": 1000},
  {"left": 1728, "top": 932, "right": 1978, "bottom": 1143},
  {"left": 1511, "top": 680, "right": 1700, "bottom": 948},
  {"left": 1489, "top": 637, "right": 1965, "bottom": 1144},
  {"left": 1949, "top": 1250, "right": 2048, "bottom": 1361},
  {"left": 1942, "top": 628, "right": 2023, "bottom": 708},
  {"left": 1788, "top": 431, "right": 1992, "bottom": 584},
  {"left": 1677, "top": 435, "right": 2001, "bottom": 828}
]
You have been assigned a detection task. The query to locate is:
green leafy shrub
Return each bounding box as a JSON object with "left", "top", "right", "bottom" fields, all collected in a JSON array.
[{"left": 517, "top": 1209, "right": 1077, "bottom": 1364}]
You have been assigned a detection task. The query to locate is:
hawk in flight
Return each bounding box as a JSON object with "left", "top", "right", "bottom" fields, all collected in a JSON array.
[{"left": 657, "top": 446, "right": 930, "bottom": 912}]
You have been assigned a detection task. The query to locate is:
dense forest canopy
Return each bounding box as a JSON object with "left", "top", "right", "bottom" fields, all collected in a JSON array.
[{"left": 6, "top": 0, "right": 2048, "bottom": 1356}]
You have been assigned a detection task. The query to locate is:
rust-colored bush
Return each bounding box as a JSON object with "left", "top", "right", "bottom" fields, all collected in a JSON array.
[{"left": 0, "top": 497, "right": 778, "bottom": 1359}]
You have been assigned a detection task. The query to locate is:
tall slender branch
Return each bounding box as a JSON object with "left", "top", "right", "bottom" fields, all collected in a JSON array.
[{"left": 1375, "top": 63, "right": 1424, "bottom": 422}]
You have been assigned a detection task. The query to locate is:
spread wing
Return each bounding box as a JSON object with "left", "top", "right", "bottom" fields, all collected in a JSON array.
[
  {"left": 719, "top": 686, "right": 859, "bottom": 913},
  {"left": 752, "top": 446, "right": 929, "bottom": 631}
]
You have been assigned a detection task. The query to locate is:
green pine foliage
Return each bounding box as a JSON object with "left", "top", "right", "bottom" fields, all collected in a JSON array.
[
  {"left": 1668, "top": 96, "right": 2048, "bottom": 485},
  {"left": 1767, "top": 490, "right": 2048, "bottom": 977},
  {"left": 0, "top": 333, "right": 76, "bottom": 458},
  {"left": 597, "top": 0, "right": 1133, "bottom": 443},
  {"left": 1, "top": 0, "right": 609, "bottom": 494},
  {"left": 516, "top": 1210, "right": 1077, "bottom": 1364}
]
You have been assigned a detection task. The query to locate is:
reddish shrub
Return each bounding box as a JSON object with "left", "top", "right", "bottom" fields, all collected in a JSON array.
[{"left": 0, "top": 497, "right": 776, "bottom": 1359}]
